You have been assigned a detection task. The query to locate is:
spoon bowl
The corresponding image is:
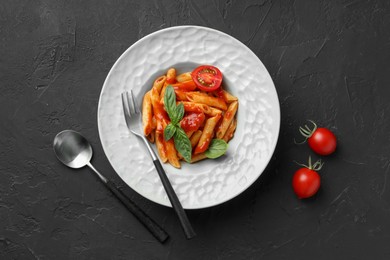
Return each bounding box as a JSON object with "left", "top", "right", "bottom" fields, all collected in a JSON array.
[{"left": 53, "top": 130, "right": 92, "bottom": 169}]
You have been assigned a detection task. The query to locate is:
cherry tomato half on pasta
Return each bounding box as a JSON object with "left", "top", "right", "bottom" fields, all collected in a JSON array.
[{"left": 191, "top": 65, "right": 223, "bottom": 91}]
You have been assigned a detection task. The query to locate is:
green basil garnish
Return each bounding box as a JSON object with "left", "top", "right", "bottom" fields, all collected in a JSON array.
[
  {"left": 205, "top": 139, "right": 228, "bottom": 159},
  {"left": 164, "top": 86, "right": 180, "bottom": 125},
  {"left": 163, "top": 86, "right": 192, "bottom": 162},
  {"left": 173, "top": 127, "right": 192, "bottom": 163},
  {"left": 175, "top": 102, "right": 185, "bottom": 124},
  {"left": 164, "top": 123, "right": 176, "bottom": 141}
]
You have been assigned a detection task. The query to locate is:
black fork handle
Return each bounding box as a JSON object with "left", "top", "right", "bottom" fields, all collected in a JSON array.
[{"left": 153, "top": 159, "right": 196, "bottom": 239}]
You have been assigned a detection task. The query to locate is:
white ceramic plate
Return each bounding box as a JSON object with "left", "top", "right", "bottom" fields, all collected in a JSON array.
[{"left": 98, "top": 26, "right": 280, "bottom": 209}]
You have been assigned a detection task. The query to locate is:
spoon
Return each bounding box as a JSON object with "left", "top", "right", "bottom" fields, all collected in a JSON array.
[{"left": 53, "top": 130, "right": 169, "bottom": 243}]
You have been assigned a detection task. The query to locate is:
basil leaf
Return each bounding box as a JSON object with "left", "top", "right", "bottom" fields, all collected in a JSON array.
[
  {"left": 174, "top": 102, "right": 185, "bottom": 124},
  {"left": 205, "top": 139, "right": 228, "bottom": 159},
  {"left": 164, "top": 85, "right": 177, "bottom": 122},
  {"left": 173, "top": 127, "right": 192, "bottom": 163},
  {"left": 164, "top": 85, "right": 186, "bottom": 125},
  {"left": 164, "top": 123, "right": 176, "bottom": 141}
]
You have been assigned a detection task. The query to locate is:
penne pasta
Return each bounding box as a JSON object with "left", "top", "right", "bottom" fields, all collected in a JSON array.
[
  {"left": 176, "top": 72, "right": 192, "bottom": 82},
  {"left": 186, "top": 92, "right": 227, "bottom": 110},
  {"left": 165, "top": 138, "right": 180, "bottom": 168},
  {"left": 175, "top": 90, "right": 189, "bottom": 101},
  {"left": 151, "top": 86, "right": 161, "bottom": 105},
  {"left": 208, "top": 107, "right": 223, "bottom": 117},
  {"left": 190, "top": 130, "right": 202, "bottom": 148},
  {"left": 195, "top": 91, "right": 209, "bottom": 97},
  {"left": 223, "top": 117, "right": 237, "bottom": 142},
  {"left": 216, "top": 101, "right": 238, "bottom": 139},
  {"left": 142, "top": 91, "right": 153, "bottom": 136},
  {"left": 151, "top": 87, "right": 169, "bottom": 133},
  {"left": 213, "top": 89, "right": 238, "bottom": 103},
  {"left": 221, "top": 90, "right": 238, "bottom": 103},
  {"left": 181, "top": 101, "right": 222, "bottom": 116},
  {"left": 159, "top": 81, "right": 169, "bottom": 102},
  {"left": 172, "top": 80, "right": 197, "bottom": 91},
  {"left": 166, "top": 68, "right": 176, "bottom": 84},
  {"left": 191, "top": 153, "right": 207, "bottom": 163},
  {"left": 194, "top": 113, "right": 222, "bottom": 154},
  {"left": 153, "top": 76, "right": 166, "bottom": 94},
  {"left": 182, "top": 101, "right": 210, "bottom": 114},
  {"left": 155, "top": 132, "right": 168, "bottom": 163}
]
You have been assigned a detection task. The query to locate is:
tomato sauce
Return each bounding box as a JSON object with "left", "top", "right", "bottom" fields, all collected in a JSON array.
[
  {"left": 154, "top": 102, "right": 169, "bottom": 122},
  {"left": 153, "top": 101, "right": 170, "bottom": 133}
]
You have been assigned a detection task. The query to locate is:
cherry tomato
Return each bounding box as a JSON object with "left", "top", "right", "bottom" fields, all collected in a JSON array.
[
  {"left": 292, "top": 168, "right": 321, "bottom": 199},
  {"left": 180, "top": 112, "right": 205, "bottom": 132},
  {"left": 292, "top": 157, "right": 323, "bottom": 199},
  {"left": 298, "top": 120, "right": 337, "bottom": 156},
  {"left": 191, "top": 65, "right": 223, "bottom": 91},
  {"left": 308, "top": 128, "right": 337, "bottom": 155}
]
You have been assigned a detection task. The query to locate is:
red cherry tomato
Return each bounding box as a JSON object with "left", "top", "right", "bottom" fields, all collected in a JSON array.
[
  {"left": 180, "top": 112, "right": 205, "bottom": 132},
  {"left": 298, "top": 121, "right": 337, "bottom": 156},
  {"left": 292, "top": 157, "right": 323, "bottom": 199},
  {"left": 308, "top": 128, "right": 337, "bottom": 155},
  {"left": 191, "top": 65, "right": 223, "bottom": 91},
  {"left": 292, "top": 168, "right": 321, "bottom": 199}
]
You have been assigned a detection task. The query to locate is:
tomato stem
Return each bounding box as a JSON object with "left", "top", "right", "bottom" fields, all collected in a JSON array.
[
  {"left": 295, "top": 120, "right": 318, "bottom": 144},
  {"left": 312, "top": 158, "right": 324, "bottom": 171},
  {"left": 294, "top": 156, "right": 324, "bottom": 171},
  {"left": 293, "top": 160, "right": 310, "bottom": 168}
]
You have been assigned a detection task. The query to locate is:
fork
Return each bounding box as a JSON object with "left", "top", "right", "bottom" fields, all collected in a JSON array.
[{"left": 121, "top": 90, "right": 196, "bottom": 240}]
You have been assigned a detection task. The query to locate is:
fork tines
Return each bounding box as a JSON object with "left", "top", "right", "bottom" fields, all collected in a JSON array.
[{"left": 122, "top": 90, "right": 139, "bottom": 114}]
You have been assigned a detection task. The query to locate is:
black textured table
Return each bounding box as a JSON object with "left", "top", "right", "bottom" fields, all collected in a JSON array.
[{"left": 1, "top": 1, "right": 390, "bottom": 259}]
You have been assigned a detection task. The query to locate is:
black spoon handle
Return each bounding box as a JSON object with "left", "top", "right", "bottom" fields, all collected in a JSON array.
[
  {"left": 87, "top": 161, "right": 168, "bottom": 243},
  {"left": 104, "top": 180, "right": 169, "bottom": 243},
  {"left": 153, "top": 159, "right": 196, "bottom": 239}
]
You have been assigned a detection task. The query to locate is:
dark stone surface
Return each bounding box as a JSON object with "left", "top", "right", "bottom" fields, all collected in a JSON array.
[{"left": 1, "top": 0, "right": 390, "bottom": 259}]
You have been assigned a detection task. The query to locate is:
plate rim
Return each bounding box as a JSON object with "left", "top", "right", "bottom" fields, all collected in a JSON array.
[{"left": 97, "top": 25, "right": 281, "bottom": 209}]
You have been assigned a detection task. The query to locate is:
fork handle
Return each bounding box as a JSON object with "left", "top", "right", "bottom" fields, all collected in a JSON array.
[{"left": 153, "top": 159, "right": 196, "bottom": 240}]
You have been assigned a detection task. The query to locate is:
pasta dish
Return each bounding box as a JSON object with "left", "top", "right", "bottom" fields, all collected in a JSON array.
[{"left": 142, "top": 65, "right": 238, "bottom": 168}]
